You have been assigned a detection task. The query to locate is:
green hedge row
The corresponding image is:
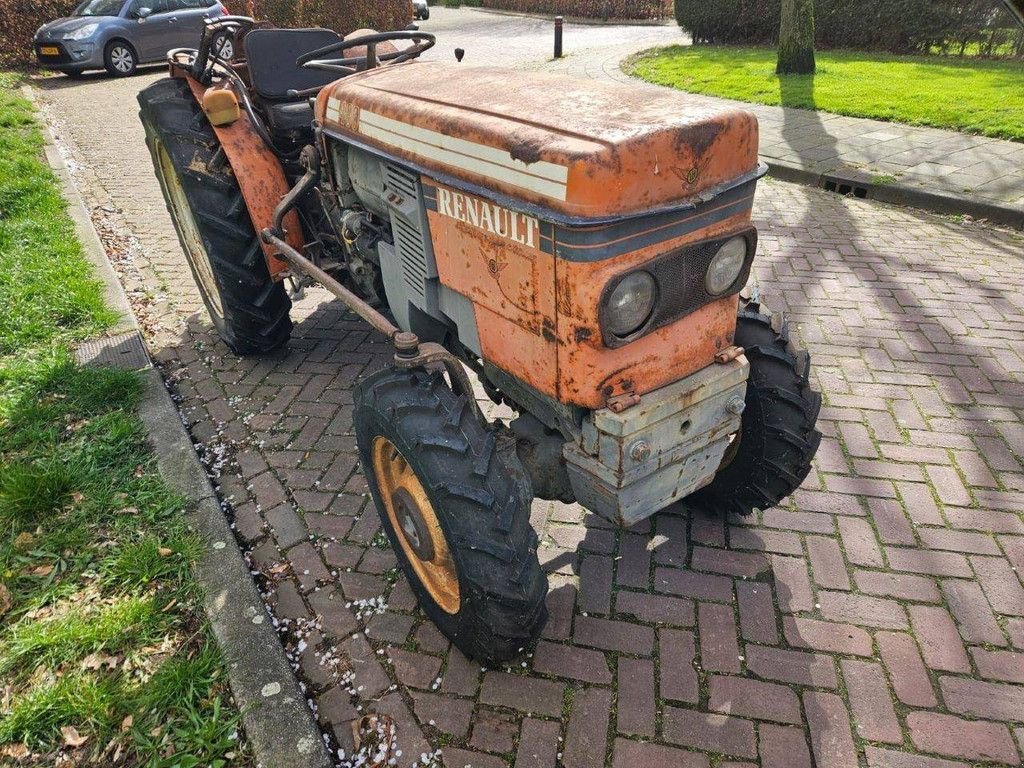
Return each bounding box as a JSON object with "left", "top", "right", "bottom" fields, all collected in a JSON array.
[
  {"left": 675, "top": 0, "right": 1023, "bottom": 56},
  {"left": 479, "top": 0, "right": 672, "bottom": 20}
]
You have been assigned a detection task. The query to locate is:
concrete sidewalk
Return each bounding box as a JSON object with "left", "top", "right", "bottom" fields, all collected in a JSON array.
[{"left": 541, "top": 40, "right": 1024, "bottom": 227}]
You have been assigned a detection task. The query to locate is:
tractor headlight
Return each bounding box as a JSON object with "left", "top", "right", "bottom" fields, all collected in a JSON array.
[
  {"left": 705, "top": 236, "right": 748, "bottom": 296},
  {"left": 65, "top": 23, "right": 99, "bottom": 40},
  {"left": 604, "top": 271, "right": 657, "bottom": 338}
]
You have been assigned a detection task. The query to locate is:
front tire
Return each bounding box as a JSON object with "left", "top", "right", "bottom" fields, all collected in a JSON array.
[
  {"left": 355, "top": 368, "right": 548, "bottom": 665},
  {"left": 690, "top": 296, "right": 821, "bottom": 517},
  {"left": 138, "top": 78, "right": 292, "bottom": 356},
  {"left": 104, "top": 41, "right": 137, "bottom": 76}
]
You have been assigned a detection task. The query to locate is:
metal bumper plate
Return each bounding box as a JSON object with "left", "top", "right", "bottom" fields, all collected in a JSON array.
[{"left": 564, "top": 357, "right": 748, "bottom": 526}]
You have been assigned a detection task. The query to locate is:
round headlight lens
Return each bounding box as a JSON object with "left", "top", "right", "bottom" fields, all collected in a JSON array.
[
  {"left": 706, "top": 236, "right": 748, "bottom": 295},
  {"left": 605, "top": 271, "right": 657, "bottom": 338}
]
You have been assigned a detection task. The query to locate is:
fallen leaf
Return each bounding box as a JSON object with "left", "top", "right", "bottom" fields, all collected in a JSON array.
[
  {"left": 13, "top": 532, "right": 34, "bottom": 551},
  {"left": 0, "top": 743, "right": 28, "bottom": 759},
  {"left": 71, "top": 491, "right": 86, "bottom": 504},
  {"left": 120, "top": 715, "right": 133, "bottom": 732},
  {"left": 133, "top": 465, "right": 145, "bottom": 478},
  {"left": 0, "top": 583, "right": 10, "bottom": 616},
  {"left": 61, "top": 726, "right": 88, "bottom": 747},
  {"left": 157, "top": 547, "right": 173, "bottom": 557},
  {"left": 28, "top": 564, "right": 54, "bottom": 577},
  {"left": 82, "top": 652, "right": 119, "bottom": 670}
]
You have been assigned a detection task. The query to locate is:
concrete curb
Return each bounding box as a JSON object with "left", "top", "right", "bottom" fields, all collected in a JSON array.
[
  {"left": 466, "top": 5, "right": 674, "bottom": 26},
  {"left": 764, "top": 160, "right": 1024, "bottom": 229},
  {"left": 29, "top": 84, "right": 334, "bottom": 768}
]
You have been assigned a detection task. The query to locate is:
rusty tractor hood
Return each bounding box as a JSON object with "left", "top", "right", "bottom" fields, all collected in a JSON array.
[{"left": 317, "top": 62, "right": 760, "bottom": 220}]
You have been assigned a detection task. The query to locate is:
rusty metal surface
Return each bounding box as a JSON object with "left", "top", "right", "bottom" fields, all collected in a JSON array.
[
  {"left": 183, "top": 77, "right": 301, "bottom": 280},
  {"left": 317, "top": 62, "right": 759, "bottom": 219},
  {"left": 564, "top": 357, "right": 749, "bottom": 526}
]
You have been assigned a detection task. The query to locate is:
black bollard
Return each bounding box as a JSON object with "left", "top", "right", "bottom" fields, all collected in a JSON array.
[{"left": 554, "top": 16, "right": 563, "bottom": 59}]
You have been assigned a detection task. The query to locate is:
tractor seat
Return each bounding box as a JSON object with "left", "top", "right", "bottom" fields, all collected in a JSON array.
[{"left": 244, "top": 28, "right": 342, "bottom": 140}]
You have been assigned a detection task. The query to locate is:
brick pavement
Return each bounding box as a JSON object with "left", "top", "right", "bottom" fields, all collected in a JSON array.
[{"left": 32, "top": 9, "right": 1024, "bottom": 767}]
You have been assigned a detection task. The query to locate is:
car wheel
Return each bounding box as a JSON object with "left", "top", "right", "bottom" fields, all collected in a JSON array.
[
  {"left": 104, "top": 41, "right": 137, "bottom": 77},
  {"left": 212, "top": 33, "right": 234, "bottom": 61}
]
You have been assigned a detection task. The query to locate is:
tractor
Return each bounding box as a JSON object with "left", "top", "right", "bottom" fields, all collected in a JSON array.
[{"left": 139, "top": 17, "right": 821, "bottom": 665}]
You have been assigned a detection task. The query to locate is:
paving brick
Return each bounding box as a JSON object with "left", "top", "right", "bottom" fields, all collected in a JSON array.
[
  {"left": 440, "top": 650, "right": 480, "bottom": 697},
  {"left": 442, "top": 748, "right": 506, "bottom": 768},
  {"left": 617, "top": 657, "right": 655, "bottom": 736},
  {"left": 729, "top": 526, "right": 804, "bottom": 556},
  {"left": 708, "top": 675, "right": 802, "bottom": 725},
  {"left": 577, "top": 554, "right": 613, "bottom": 615},
  {"left": 531, "top": 641, "right": 611, "bottom": 685},
  {"left": 837, "top": 517, "right": 884, "bottom": 567},
  {"left": 611, "top": 738, "right": 709, "bottom": 768},
  {"left": 410, "top": 691, "right": 473, "bottom": 738},
  {"left": 783, "top": 617, "right": 873, "bottom": 656},
  {"left": 615, "top": 532, "right": 651, "bottom": 588},
  {"left": 908, "top": 604, "right": 970, "bottom": 672},
  {"left": 698, "top": 602, "right": 741, "bottom": 673},
  {"left": 885, "top": 548, "right": 972, "bottom": 578},
  {"left": 736, "top": 581, "right": 779, "bottom": 644},
  {"left": 804, "top": 692, "right": 858, "bottom": 768},
  {"left": 918, "top": 528, "right": 1001, "bottom": 556},
  {"left": 614, "top": 590, "right": 694, "bottom": 626},
  {"left": 659, "top": 628, "right": 698, "bottom": 703},
  {"left": 745, "top": 645, "right": 838, "bottom": 688},
  {"left": 387, "top": 648, "right": 441, "bottom": 690},
  {"left": 662, "top": 707, "right": 757, "bottom": 759},
  {"left": 971, "top": 555, "right": 1024, "bottom": 617},
  {"left": 479, "top": 672, "right": 564, "bottom": 718},
  {"left": 691, "top": 546, "right": 770, "bottom": 578},
  {"left": 759, "top": 724, "right": 812, "bottom": 768},
  {"left": 818, "top": 591, "right": 909, "bottom": 629},
  {"left": 840, "top": 659, "right": 902, "bottom": 744},
  {"left": 574, "top": 615, "right": 653, "bottom": 655},
  {"left": 970, "top": 648, "right": 1024, "bottom": 683},
  {"left": 654, "top": 567, "right": 734, "bottom": 602},
  {"left": 808, "top": 536, "right": 852, "bottom": 590},
  {"left": 470, "top": 708, "right": 518, "bottom": 754},
  {"left": 864, "top": 746, "right": 970, "bottom": 768},
  {"left": 876, "top": 631, "right": 938, "bottom": 707},
  {"left": 855, "top": 570, "right": 941, "bottom": 602},
  {"left": 941, "top": 578, "right": 1007, "bottom": 646},
  {"left": 772, "top": 555, "right": 814, "bottom": 613},
  {"left": 867, "top": 498, "right": 916, "bottom": 545},
  {"left": 907, "top": 711, "right": 1019, "bottom": 765},
  {"left": 562, "top": 686, "right": 611, "bottom": 768},
  {"left": 514, "top": 718, "right": 560, "bottom": 768},
  {"left": 940, "top": 676, "right": 1024, "bottom": 722}
]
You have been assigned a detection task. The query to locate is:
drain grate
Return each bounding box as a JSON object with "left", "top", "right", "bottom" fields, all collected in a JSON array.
[
  {"left": 76, "top": 331, "right": 150, "bottom": 371},
  {"left": 822, "top": 176, "right": 869, "bottom": 199}
]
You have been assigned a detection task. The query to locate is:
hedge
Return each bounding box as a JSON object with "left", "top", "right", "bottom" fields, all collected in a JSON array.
[
  {"left": 480, "top": 0, "right": 672, "bottom": 20},
  {"left": 0, "top": 0, "right": 76, "bottom": 67},
  {"left": 675, "top": 0, "right": 1024, "bottom": 56}
]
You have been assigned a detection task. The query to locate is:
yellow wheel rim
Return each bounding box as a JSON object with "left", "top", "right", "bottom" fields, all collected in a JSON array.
[{"left": 371, "top": 436, "right": 460, "bottom": 614}]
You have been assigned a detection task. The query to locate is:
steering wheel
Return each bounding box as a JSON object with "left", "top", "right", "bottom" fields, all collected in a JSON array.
[{"left": 297, "top": 31, "right": 435, "bottom": 74}]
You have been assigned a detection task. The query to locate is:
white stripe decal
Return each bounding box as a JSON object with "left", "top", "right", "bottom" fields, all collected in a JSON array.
[{"left": 356, "top": 109, "right": 569, "bottom": 201}]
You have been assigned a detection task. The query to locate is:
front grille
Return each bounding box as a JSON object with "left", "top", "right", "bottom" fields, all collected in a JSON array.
[
  {"left": 384, "top": 163, "right": 429, "bottom": 302},
  {"left": 600, "top": 228, "right": 757, "bottom": 348}
]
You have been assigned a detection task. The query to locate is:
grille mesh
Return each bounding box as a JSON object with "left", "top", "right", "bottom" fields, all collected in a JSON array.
[{"left": 384, "top": 164, "right": 428, "bottom": 301}]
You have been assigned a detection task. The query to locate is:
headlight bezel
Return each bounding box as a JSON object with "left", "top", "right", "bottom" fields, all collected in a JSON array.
[
  {"left": 598, "top": 228, "right": 757, "bottom": 349},
  {"left": 64, "top": 23, "right": 99, "bottom": 41},
  {"left": 602, "top": 270, "right": 658, "bottom": 341}
]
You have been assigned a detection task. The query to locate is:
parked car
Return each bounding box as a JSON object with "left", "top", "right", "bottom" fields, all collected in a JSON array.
[
  {"left": 34, "top": 0, "right": 230, "bottom": 78},
  {"left": 413, "top": 0, "right": 430, "bottom": 21}
]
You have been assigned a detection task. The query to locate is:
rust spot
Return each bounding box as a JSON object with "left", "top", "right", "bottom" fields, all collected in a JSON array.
[
  {"left": 676, "top": 120, "right": 724, "bottom": 164},
  {"left": 509, "top": 135, "right": 545, "bottom": 166},
  {"left": 574, "top": 327, "right": 592, "bottom": 343},
  {"left": 541, "top": 318, "right": 557, "bottom": 343}
]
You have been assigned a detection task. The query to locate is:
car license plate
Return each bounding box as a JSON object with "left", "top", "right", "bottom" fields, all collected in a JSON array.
[{"left": 40, "top": 46, "right": 60, "bottom": 56}]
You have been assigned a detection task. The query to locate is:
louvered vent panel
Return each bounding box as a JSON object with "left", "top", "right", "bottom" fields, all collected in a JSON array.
[{"left": 384, "top": 163, "right": 428, "bottom": 302}]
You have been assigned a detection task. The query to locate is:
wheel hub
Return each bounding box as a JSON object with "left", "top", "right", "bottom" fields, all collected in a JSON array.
[
  {"left": 370, "top": 436, "right": 460, "bottom": 614},
  {"left": 392, "top": 487, "right": 435, "bottom": 562}
]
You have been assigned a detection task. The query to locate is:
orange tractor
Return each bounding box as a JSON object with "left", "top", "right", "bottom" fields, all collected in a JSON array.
[{"left": 139, "top": 18, "right": 821, "bottom": 664}]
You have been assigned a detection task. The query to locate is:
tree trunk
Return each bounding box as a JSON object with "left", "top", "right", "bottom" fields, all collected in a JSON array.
[{"left": 777, "top": 0, "right": 816, "bottom": 75}]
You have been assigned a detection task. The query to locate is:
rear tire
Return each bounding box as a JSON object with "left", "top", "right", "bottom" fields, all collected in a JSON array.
[
  {"left": 138, "top": 78, "right": 292, "bottom": 356},
  {"left": 690, "top": 296, "right": 821, "bottom": 517},
  {"left": 355, "top": 367, "right": 548, "bottom": 665}
]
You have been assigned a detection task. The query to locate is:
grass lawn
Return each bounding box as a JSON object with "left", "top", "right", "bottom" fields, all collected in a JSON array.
[
  {"left": 0, "top": 72, "right": 250, "bottom": 766},
  {"left": 626, "top": 46, "right": 1024, "bottom": 141}
]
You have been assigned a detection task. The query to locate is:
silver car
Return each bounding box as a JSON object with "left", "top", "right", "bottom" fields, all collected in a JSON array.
[{"left": 35, "top": 0, "right": 229, "bottom": 78}]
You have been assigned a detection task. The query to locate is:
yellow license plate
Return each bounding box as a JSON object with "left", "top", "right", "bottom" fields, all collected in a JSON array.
[{"left": 40, "top": 46, "right": 60, "bottom": 56}]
